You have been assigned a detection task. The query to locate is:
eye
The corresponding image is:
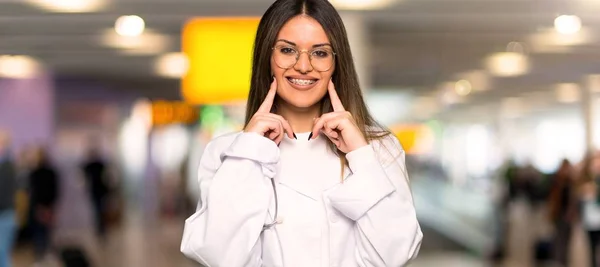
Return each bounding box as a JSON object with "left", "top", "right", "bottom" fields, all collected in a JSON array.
[
  {"left": 312, "top": 49, "right": 331, "bottom": 58},
  {"left": 279, "top": 46, "right": 297, "bottom": 55}
]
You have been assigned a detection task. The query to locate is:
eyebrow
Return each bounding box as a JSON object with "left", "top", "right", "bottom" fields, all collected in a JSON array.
[{"left": 276, "top": 39, "right": 332, "bottom": 48}]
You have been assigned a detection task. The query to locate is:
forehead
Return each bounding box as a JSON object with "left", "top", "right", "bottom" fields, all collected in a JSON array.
[{"left": 277, "top": 15, "right": 330, "bottom": 46}]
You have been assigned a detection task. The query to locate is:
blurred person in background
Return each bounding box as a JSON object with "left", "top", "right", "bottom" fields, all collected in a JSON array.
[
  {"left": 14, "top": 145, "right": 36, "bottom": 243},
  {"left": 178, "top": 155, "right": 194, "bottom": 217},
  {"left": 180, "top": 0, "right": 422, "bottom": 266},
  {"left": 520, "top": 162, "right": 545, "bottom": 205},
  {"left": 81, "top": 138, "right": 109, "bottom": 239},
  {"left": 511, "top": 162, "right": 556, "bottom": 263},
  {"left": 0, "top": 130, "right": 17, "bottom": 267},
  {"left": 28, "top": 146, "right": 60, "bottom": 263},
  {"left": 579, "top": 152, "right": 600, "bottom": 267},
  {"left": 490, "top": 159, "right": 519, "bottom": 262},
  {"left": 547, "top": 159, "right": 576, "bottom": 267}
]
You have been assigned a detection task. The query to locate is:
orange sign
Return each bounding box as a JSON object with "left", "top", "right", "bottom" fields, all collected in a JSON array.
[{"left": 151, "top": 101, "right": 199, "bottom": 126}]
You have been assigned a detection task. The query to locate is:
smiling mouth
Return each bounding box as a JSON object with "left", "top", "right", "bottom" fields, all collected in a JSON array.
[{"left": 287, "top": 77, "right": 318, "bottom": 86}]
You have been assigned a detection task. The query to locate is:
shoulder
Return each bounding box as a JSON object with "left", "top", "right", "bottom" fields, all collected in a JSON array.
[
  {"left": 202, "top": 131, "right": 243, "bottom": 158},
  {"left": 197, "top": 131, "right": 243, "bottom": 172}
]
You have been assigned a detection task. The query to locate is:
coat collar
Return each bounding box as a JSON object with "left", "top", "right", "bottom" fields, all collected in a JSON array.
[{"left": 273, "top": 134, "right": 354, "bottom": 201}]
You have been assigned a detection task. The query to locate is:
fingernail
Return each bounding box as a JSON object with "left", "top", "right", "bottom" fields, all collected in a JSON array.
[
  {"left": 293, "top": 133, "right": 297, "bottom": 140},
  {"left": 308, "top": 133, "right": 313, "bottom": 140}
]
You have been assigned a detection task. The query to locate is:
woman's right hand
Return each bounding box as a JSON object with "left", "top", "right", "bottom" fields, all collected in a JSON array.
[{"left": 244, "top": 79, "right": 294, "bottom": 145}]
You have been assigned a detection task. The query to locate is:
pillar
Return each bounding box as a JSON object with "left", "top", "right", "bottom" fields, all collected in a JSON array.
[
  {"left": 340, "top": 12, "right": 371, "bottom": 93},
  {"left": 585, "top": 75, "right": 600, "bottom": 152}
]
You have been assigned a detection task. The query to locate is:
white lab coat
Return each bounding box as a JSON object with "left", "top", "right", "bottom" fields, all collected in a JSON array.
[{"left": 181, "top": 131, "right": 422, "bottom": 267}]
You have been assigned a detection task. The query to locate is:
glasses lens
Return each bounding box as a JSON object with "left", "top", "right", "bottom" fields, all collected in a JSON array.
[
  {"left": 310, "top": 48, "right": 334, "bottom": 72},
  {"left": 273, "top": 45, "right": 297, "bottom": 69}
]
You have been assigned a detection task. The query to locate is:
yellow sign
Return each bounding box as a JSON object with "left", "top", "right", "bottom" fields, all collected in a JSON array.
[
  {"left": 182, "top": 17, "right": 260, "bottom": 105},
  {"left": 151, "top": 101, "right": 199, "bottom": 126}
]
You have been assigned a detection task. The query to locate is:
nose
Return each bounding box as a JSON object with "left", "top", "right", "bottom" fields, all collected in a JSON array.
[{"left": 293, "top": 52, "right": 313, "bottom": 74}]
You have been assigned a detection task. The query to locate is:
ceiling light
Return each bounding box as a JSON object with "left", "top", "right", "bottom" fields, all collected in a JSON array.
[
  {"left": 100, "top": 29, "right": 170, "bottom": 55},
  {"left": 454, "top": 80, "right": 472, "bottom": 96},
  {"left": 529, "top": 27, "right": 593, "bottom": 51},
  {"left": 554, "top": 15, "right": 582, "bottom": 35},
  {"left": 115, "top": 15, "right": 145, "bottom": 37},
  {"left": 485, "top": 52, "right": 530, "bottom": 77},
  {"left": 25, "top": 0, "right": 105, "bottom": 12},
  {"left": 0, "top": 55, "right": 41, "bottom": 79},
  {"left": 154, "top": 52, "right": 190, "bottom": 78},
  {"left": 329, "top": 0, "right": 395, "bottom": 10}
]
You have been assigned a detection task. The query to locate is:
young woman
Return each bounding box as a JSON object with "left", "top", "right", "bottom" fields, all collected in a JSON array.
[{"left": 180, "top": 0, "right": 423, "bottom": 266}]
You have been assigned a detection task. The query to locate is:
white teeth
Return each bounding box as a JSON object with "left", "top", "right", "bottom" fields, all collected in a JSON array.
[{"left": 289, "top": 78, "right": 316, "bottom": 86}]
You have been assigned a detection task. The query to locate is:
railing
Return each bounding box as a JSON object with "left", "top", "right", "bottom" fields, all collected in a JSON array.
[{"left": 411, "top": 175, "right": 497, "bottom": 255}]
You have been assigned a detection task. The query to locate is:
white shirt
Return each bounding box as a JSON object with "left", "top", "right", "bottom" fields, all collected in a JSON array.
[{"left": 181, "top": 131, "right": 422, "bottom": 267}]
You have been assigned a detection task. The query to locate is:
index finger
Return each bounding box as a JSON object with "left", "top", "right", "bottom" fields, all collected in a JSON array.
[
  {"left": 258, "top": 79, "right": 277, "bottom": 113},
  {"left": 328, "top": 79, "right": 345, "bottom": 112}
]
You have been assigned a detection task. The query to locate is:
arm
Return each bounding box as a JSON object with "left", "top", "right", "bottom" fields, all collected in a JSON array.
[
  {"left": 181, "top": 132, "right": 279, "bottom": 267},
  {"left": 327, "top": 136, "right": 423, "bottom": 267}
]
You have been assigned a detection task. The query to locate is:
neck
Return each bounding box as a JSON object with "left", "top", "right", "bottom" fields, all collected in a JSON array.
[{"left": 276, "top": 100, "right": 320, "bottom": 133}]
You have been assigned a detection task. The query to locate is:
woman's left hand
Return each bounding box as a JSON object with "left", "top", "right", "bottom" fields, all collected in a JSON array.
[{"left": 310, "top": 80, "right": 368, "bottom": 153}]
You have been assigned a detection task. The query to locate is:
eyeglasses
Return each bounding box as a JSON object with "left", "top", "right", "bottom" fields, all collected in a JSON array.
[{"left": 272, "top": 45, "right": 336, "bottom": 72}]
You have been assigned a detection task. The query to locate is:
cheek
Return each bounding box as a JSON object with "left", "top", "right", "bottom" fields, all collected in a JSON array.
[
  {"left": 270, "top": 58, "right": 282, "bottom": 75},
  {"left": 316, "top": 87, "right": 328, "bottom": 100},
  {"left": 316, "top": 70, "right": 334, "bottom": 94},
  {"left": 321, "top": 70, "right": 334, "bottom": 88},
  {"left": 324, "top": 67, "right": 335, "bottom": 81}
]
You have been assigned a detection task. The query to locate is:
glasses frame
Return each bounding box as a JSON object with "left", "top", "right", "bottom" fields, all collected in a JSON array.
[{"left": 271, "top": 45, "right": 336, "bottom": 72}]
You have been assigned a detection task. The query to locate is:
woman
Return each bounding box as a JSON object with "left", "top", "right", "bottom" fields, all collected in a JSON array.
[
  {"left": 180, "top": 0, "right": 423, "bottom": 266},
  {"left": 28, "top": 147, "right": 60, "bottom": 262},
  {"left": 547, "top": 159, "right": 576, "bottom": 266}
]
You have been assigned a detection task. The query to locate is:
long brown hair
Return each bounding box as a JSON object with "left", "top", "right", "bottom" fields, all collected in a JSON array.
[{"left": 245, "top": 0, "right": 391, "bottom": 157}]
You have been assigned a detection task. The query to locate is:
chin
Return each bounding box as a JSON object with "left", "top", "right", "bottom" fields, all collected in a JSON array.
[
  {"left": 288, "top": 99, "right": 320, "bottom": 109},
  {"left": 278, "top": 87, "right": 326, "bottom": 110},
  {"left": 279, "top": 93, "right": 321, "bottom": 109}
]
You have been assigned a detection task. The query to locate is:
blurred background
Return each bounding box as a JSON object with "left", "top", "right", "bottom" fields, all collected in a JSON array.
[{"left": 1, "top": 0, "right": 600, "bottom": 266}]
